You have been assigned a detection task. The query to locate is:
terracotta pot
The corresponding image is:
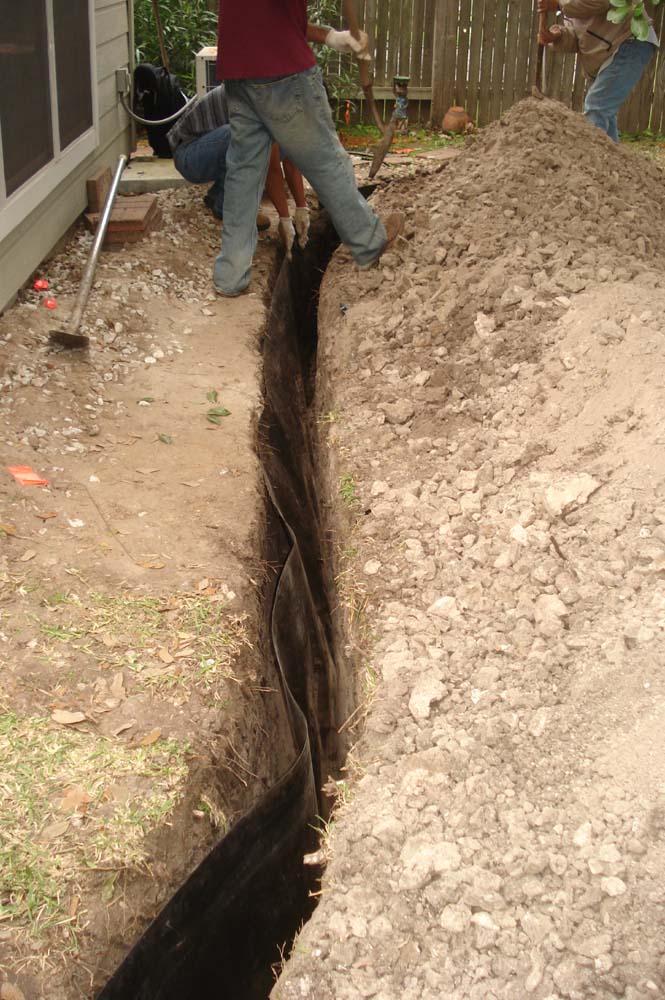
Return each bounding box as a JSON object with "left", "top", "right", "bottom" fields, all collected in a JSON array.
[{"left": 442, "top": 106, "right": 472, "bottom": 134}]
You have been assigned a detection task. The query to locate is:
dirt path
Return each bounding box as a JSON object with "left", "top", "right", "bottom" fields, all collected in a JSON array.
[
  {"left": 0, "top": 188, "right": 289, "bottom": 997},
  {"left": 273, "top": 100, "right": 665, "bottom": 1000}
]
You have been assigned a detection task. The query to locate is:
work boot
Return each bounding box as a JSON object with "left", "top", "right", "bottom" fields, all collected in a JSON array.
[{"left": 358, "top": 212, "right": 404, "bottom": 270}]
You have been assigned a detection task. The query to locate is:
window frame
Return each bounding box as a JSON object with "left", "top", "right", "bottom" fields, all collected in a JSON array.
[{"left": 0, "top": 0, "right": 98, "bottom": 242}]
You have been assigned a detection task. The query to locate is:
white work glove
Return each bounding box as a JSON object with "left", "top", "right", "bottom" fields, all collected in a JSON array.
[
  {"left": 279, "top": 217, "right": 296, "bottom": 261},
  {"left": 325, "top": 28, "right": 371, "bottom": 60},
  {"left": 294, "top": 207, "right": 310, "bottom": 249}
]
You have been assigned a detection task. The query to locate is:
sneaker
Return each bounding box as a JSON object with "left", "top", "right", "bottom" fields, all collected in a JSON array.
[{"left": 358, "top": 212, "right": 405, "bottom": 270}]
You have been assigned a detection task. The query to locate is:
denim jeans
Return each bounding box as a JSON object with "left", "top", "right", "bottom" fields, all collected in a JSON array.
[
  {"left": 214, "top": 66, "right": 386, "bottom": 295},
  {"left": 584, "top": 39, "right": 657, "bottom": 143},
  {"left": 173, "top": 124, "right": 231, "bottom": 217}
]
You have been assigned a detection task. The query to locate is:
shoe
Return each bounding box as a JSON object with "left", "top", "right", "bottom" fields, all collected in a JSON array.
[
  {"left": 358, "top": 212, "right": 405, "bottom": 270},
  {"left": 381, "top": 212, "right": 404, "bottom": 254}
]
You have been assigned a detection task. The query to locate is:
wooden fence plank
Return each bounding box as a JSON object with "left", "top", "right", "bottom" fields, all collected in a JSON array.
[
  {"left": 386, "top": 0, "right": 403, "bottom": 80},
  {"left": 477, "top": 0, "right": 497, "bottom": 124},
  {"left": 489, "top": 0, "right": 510, "bottom": 121},
  {"left": 443, "top": 0, "right": 460, "bottom": 111},
  {"left": 421, "top": 0, "right": 436, "bottom": 87},
  {"left": 409, "top": 0, "right": 427, "bottom": 86},
  {"left": 466, "top": 0, "right": 486, "bottom": 122},
  {"left": 559, "top": 49, "right": 577, "bottom": 105},
  {"left": 399, "top": 0, "right": 415, "bottom": 76},
  {"left": 512, "top": 0, "right": 534, "bottom": 103},
  {"left": 650, "top": 10, "right": 665, "bottom": 131},
  {"left": 456, "top": 0, "right": 473, "bottom": 107},
  {"left": 373, "top": 0, "right": 390, "bottom": 87},
  {"left": 502, "top": 0, "right": 522, "bottom": 111},
  {"left": 571, "top": 55, "right": 586, "bottom": 111}
]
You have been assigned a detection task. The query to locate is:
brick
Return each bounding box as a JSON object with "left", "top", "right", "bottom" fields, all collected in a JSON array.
[
  {"left": 83, "top": 195, "right": 161, "bottom": 245},
  {"left": 86, "top": 167, "right": 113, "bottom": 213}
]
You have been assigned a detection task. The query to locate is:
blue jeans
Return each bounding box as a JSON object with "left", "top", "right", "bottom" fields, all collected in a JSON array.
[
  {"left": 173, "top": 124, "right": 231, "bottom": 217},
  {"left": 214, "top": 66, "right": 386, "bottom": 295},
  {"left": 584, "top": 39, "right": 657, "bottom": 142}
]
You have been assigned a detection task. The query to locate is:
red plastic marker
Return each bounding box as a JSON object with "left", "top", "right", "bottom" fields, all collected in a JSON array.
[
  {"left": 33, "top": 278, "right": 49, "bottom": 291},
  {"left": 44, "top": 298, "right": 57, "bottom": 310},
  {"left": 8, "top": 465, "right": 50, "bottom": 487}
]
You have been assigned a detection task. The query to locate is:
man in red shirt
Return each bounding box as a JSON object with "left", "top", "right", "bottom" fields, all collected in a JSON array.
[{"left": 213, "top": 1, "right": 403, "bottom": 296}]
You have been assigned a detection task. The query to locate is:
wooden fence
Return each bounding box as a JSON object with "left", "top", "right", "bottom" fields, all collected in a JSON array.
[{"left": 346, "top": 0, "right": 665, "bottom": 133}]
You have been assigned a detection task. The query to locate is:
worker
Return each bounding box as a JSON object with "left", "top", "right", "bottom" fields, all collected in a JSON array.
[
  {"left": 213, "top": 2, "right": 403, "bottom": 297},
  {"left": 167, "top": 83, "right": 309, "bottom": 251},
  {"left": 537, "top": 0, "right": 658, "bottom": 143}
]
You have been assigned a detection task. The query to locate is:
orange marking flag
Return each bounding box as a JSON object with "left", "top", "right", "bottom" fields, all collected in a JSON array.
[{"left": 7, "top": 466, "right": 49, "bottom": 487}]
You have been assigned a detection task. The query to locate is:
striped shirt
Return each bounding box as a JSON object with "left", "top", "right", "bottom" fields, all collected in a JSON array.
[{"left": 167, "top": 86, "right": 229, "bottom": 152}]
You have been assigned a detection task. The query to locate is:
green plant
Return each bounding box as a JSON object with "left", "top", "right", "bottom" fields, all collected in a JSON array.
[
  {"left": 339, "top": 472, "right": 359, "bottom": 507},
  {"left": 607, "top": 0, "right": 661, "bottom": 40},
  {"left": 134, "top": 0, "right": 218, "bottom": 91}
]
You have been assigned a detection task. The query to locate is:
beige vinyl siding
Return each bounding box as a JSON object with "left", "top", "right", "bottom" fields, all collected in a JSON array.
[{"left": 0, "top": 0, "right": 133, "bottom": 313}]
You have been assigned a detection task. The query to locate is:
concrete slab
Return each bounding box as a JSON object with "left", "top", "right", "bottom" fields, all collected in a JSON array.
[{"left": 119, "top": 155, "right": 186, "bottom": 194}]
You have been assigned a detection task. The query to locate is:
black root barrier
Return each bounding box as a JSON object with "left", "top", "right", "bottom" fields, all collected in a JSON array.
[{"left": 96, "top": 216, "right": 342, "bottom": 1000}]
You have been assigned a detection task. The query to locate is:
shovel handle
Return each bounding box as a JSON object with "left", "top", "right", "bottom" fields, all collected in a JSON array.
[{"left": 342, "top": 0, "right": 385, "bottom": 131}]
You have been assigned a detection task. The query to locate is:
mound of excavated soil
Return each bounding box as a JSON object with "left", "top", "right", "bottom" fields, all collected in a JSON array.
[{"left": 273, "top": 99, "right": 665, "bottom": 999}]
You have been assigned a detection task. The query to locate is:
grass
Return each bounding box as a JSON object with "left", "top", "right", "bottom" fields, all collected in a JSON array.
[
  {"left": 339, "top": 473, "right": 360, "bottom": 508},
  {"left": 35, "top": 586, "right": 251, "bottom": 698},
  {"left": 339, "top": 122, "right": 464, "bottom": 156},
  {"left": 0, "top": 710, "right": 189, "bottom": 938}
]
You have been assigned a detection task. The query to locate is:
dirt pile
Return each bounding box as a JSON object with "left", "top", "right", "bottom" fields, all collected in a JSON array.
[{"left": 273, "top": 100, "right": 665, "bottom": 999}]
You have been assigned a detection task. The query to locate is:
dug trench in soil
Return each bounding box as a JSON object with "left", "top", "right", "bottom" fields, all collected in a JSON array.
[{"left": 95, "top": 215, "right": 354, "bottom": 999}]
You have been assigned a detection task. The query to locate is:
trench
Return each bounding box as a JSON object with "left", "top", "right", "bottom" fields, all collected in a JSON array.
[{"left": 96, "top": 213, "right": 352, "bottom": 1000}]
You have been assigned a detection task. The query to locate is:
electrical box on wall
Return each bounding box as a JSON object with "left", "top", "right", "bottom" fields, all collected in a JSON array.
[{"left": 195, "top": 47, "right": 218, "bottom": 96}]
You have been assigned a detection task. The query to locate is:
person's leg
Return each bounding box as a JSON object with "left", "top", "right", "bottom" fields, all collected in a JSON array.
[
  {"left": 282, "top": 157, "right": 306, "bottom": 209},
  {"left": 212, "top": 81, "right": 273, "bottom": 295},
  {"left": 264, "top": 143, "right": 290, "bottom": 218},
  {"left": 246, "top": 67, "right": 387, "bottom": 267},
  {"left": 584, "top": 40, "right": 656, "bottom": 142},
  {"left": 173, "top": 125, "right": 231, "bottom": 215}
]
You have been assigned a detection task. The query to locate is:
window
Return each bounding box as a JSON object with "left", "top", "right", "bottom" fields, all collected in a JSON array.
[{"left": 0, "top": 0, "right": 97, "bottom": 241}]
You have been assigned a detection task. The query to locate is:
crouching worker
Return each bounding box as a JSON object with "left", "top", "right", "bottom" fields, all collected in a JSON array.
[
  {"left": 167, "top": 84, "right": 309, "bottom": 246},
  {"left": 538, "top": 0, "right": 658, "bottom": 143}
]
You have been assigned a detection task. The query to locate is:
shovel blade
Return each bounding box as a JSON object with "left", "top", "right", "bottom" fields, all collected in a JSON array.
[
  {"left": 49, "top": 329, "right": 90, "bottom": 349},
  {"left": 369, "top": 120, "right": 398, "bottom": 180}
]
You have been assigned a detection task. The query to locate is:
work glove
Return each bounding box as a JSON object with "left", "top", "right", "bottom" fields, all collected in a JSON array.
[
  {"left": 325, "top": 28, "right": 371, "bottom": 60},
  {"left": 294, "top": 207, "right": 310, "bottom": 249},
  {"left": 279, "top": 217, "right": 296, "bottom": 261}
]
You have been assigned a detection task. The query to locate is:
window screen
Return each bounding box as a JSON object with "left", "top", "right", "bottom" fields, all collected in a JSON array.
[
  {"left": 0, "top": 0, "right": 54, "bottom": 196},
  {"left": 53, "top": 0, "right": 93, "bottom": 150}
]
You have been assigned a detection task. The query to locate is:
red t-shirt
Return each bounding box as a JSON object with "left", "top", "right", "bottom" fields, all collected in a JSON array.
[{"left": 217, "top": 0, "right": 317, "bottom": 80}]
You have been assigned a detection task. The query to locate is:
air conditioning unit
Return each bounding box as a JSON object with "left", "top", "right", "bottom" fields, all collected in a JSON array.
[{"left": 195, "top": 46, "right": 218, "bottom": 96}]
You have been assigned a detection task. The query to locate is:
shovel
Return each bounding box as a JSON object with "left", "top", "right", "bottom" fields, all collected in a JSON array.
[
  {"left": 342, "top": 0, "right": 397, "bottom": 179},
  {"left": 49, "top": 154, "right": 128, "bottom": 349}
]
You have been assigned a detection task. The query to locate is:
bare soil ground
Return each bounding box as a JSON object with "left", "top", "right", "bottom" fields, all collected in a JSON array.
[
  {"left": 274, "top": 100, "right": 665, "bottom": 1000},
  {"left": 0, "top": 186, "right": 292, "bottom": 998}
]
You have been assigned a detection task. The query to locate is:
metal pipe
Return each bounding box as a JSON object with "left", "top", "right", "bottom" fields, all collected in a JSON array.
[
  {"left": 119, "top": 89, "right": 195, "bottom": 127},
  {"left": 65, "top": 154, "right": 127, "bottom": 337}
]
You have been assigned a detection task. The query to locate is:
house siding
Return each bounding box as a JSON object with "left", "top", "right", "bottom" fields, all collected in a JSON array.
[{"left": 0, "top": 0, "right": 133, "bottom": 313}]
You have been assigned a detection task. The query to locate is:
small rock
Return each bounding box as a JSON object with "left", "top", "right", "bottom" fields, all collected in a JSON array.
[
  {"left": 543, "top": 474, "right": 600, "bottom": 517},
  {"left": 601, "top": 876, "right": 627, "bottom": 897}
]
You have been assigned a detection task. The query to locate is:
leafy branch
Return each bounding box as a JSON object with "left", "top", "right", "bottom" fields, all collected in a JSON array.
[{"left": 607, "top": 0, "right": 661, "bottom": 41}]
